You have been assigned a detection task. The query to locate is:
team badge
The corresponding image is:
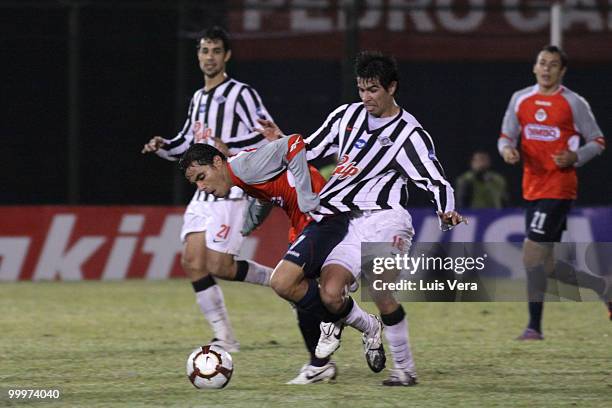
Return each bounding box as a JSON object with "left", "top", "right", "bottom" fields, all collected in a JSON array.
[
  {"left": 355, "top": 139, "right": 366, "bottom": 149},
  {"left": 215, "top": 95, "right": 226, "bottom": 104},
  {"left": 378, "top": 136, "right": 392, "bottom": 146},
  {"left": 535, "top": 108, "right": 547, "bottom": 122}
]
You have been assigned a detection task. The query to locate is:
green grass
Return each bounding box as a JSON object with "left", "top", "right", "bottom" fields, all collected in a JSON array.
[{"left": 0, "top": 280, "right": 610, "bottom": 407}]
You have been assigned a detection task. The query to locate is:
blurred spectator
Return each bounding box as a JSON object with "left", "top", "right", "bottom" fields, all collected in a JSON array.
[{"left": 455, "top": 150, "right": 508, "bottom": 209}]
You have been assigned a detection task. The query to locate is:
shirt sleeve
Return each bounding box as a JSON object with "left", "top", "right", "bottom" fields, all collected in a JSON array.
[
  {"left": 305, "top": 104, "right": 347, "bottom": 161},
  {"left": 156, "top": 94, "right": 197, "bottom": 161},
  {"left": 498, "top": 91, "right": 521, "bottom": 156},
  {"left": 395, "top": 127, "right": 455, "bottom": 215},
  {"left": 567, "top": 94, "right": 606, "bottom": 167}
]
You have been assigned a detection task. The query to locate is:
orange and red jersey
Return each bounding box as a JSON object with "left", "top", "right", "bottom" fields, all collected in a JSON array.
[
  {"left": 499, "top": 85, "right": 604, "bottom": 200},
  {"left": 227, "top": 134, "right": 325, "bottom": 243}
]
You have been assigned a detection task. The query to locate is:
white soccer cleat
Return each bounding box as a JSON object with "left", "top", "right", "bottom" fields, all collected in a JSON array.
[
  {"left": 362, "top": 314, "right": 386, "bottom": 373},
  {"left": 315, "top": 321, "right": 343, "bottom": 359},
  {"left": 210, "top": 337, "right": 240, "bottom": 353},
  {"left": 286, "top": 361, "right": 337, "bottom": 384}
]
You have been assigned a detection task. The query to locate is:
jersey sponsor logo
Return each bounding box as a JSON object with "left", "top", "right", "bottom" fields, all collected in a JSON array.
[
  {"left": 535, "top": 108, "right": 547, "bottom": 122},
  {"left": 354, "top": 139, "right": 366, "bottom": 149},
  {"left": 286, "top": 135, "right": 305, "bottom": 161},
  {"left": 332, "top": 154, "right": 360, "bottom": 180},
  {"left": 534, "top": 100, "right": 552, "bottom": 107},
  {"left": 194, "top": 121, "right": 212, "bottom": 143},
  {"left": 524, "top": 124, "right": 560, "bottom": 141}
]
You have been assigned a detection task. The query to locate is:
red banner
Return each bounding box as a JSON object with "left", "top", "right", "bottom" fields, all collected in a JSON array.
[
  {"left": 228, "top": 0, "right": 612, "bottom": 61},
  {"left": 0, "top": 206, "right": 289, "bottom": 281}
]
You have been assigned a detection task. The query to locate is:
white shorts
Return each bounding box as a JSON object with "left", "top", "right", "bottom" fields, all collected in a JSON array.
[
  {"left": 323, "top": 208, "right": 415, "bottom": 281},
  {"left": 180, "top": 198, "right": 248, "bottom": 255}
]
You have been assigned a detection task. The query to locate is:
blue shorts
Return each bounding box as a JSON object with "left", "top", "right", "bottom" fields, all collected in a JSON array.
[{"left": 283, "top": 214, "right": 350, "bottom": 279}]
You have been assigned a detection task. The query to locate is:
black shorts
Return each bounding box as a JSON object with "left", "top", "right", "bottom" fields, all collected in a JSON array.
[
  {"left": 283, "top": 213, "right": 350, "bottom": 279},
  {"left": 525, "top": 199, "right": 573, "bottom": 242}
]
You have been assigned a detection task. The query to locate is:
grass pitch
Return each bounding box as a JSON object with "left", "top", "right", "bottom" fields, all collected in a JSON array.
[{"left": 1, "top": 280, "right": 610, "bottom": 407}]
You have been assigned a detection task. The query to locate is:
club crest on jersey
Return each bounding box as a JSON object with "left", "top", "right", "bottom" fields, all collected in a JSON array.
[
  {"left": 354, "top": 139, "right": 366, "bottom": 149},
  {"left": 535, "top": 108, "right": 547, "bottom": 122},
  {"left": 332, "top": 154, "right": 360, "bottom": 180},
  {"left": 215, "top": 95, "right": 226, "bottom": 104},
  {"left": 378, "top": 136, "right": 392, "bottom": 146}
]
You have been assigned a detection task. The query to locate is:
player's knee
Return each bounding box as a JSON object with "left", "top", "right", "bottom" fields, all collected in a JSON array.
[
  {"left": 270, "top": 272, "right": 296, "bottom": 300},
  {"left": 206, "top": 257, "right": 233, "bottom": 279},
  {"left": 319, "top": 284, "right": 344, "bottom": 314},
  {"left": 181, "top": 253, "right": 207, "bottom": 280}
]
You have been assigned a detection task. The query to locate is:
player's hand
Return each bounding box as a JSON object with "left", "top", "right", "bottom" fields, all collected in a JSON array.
[
  {"left": 255, "top": 118, "right": 283, "bottom": 141},
  {"left": 210, "top": 137, "right": 231, "bottom": 157},
  {"left": 552, "top": 150, "right": 577, "bottom": 168},
  {"left": 141, "top": 136, "right": 165, "bottom": 154},
  {"left": 501, "top": 146, "right": 520, "bottom": 164},
  {"left": 437, "top": 210, "right": 468, "bottom": 230}
]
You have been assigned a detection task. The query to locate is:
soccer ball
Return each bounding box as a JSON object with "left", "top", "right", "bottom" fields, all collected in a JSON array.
[{"left": 186, "top": 344, "right": 234, "bottom": 389}]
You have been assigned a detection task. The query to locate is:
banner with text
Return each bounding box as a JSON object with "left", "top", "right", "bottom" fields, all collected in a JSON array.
[{"left": 0, "top": 206, "right": 610, "bottom": 281}]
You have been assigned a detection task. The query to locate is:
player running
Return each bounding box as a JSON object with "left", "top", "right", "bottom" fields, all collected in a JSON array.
[
  {"left": 259, "top": 51, "right": 466, "bottom": 386},
  {"left": 141, "top": 27, "right": 276, "bottom": 352},
  {"left": 498, "top": 45, "right": 609, "bottom": 340}
]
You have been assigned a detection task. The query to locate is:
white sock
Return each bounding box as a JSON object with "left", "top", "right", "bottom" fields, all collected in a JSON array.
[
  {"left": 344, "top": 298, "right": 377, "bottom": 335},
  {"left": 195, "top": 285, "right": 237, "bottom": 342},
  {"left": 384, "top": 318, "right": 416, "bottom": 375},
  {"left": 243, "top": 260, "right": 273, "bottom": 286}
]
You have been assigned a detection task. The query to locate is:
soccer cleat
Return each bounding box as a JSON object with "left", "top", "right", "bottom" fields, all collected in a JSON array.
[
  {"left": 515, "top": 328, "right": 544, "bottom": 341},
  {"left": 382, "top": 369, "right": 418, "bottom": 386},
  {"left": 286, "top": 361, "right": 337, "bottom": 384},
  {"left": 315, "top": 321, "right": 344, "bottom": 359},
  {"left": 209, "top": 337, "right": 240, "bottom": 353},
  {"left": 362, "top": 314, "right": 386, "bottom": 373}
]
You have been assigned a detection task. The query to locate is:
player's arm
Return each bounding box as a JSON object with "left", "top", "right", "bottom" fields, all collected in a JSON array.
[
  {"left": 143, "top": 95, "right": 197, "bottom": 161},
  {"left": 498, "top": 92, "right": 521, "bottom": 165},
  {"left": 230, "top": 135, "right": 320, "bottom": 213},
  {"left": 396, "top": 128, "right": 465, "bottom": 230},
  {"left": 560, "top": 94, "right": 606, "bottom": 168},
  {"left": 241, "top": 199, "right": 274, "bottom": 236},
  {"left": 232, "top": 86, "right": 277, "bottom": 142},
  {"left": 304, "top": 104, "right": 347, "bottom": 162}
]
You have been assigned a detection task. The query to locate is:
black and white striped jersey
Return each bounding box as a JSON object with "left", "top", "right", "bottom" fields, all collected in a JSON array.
[
  {"left": 156, "top": 76, "right": 272, "bottom": 201},
  {"left": 306, "top": 102, "right": 455, "bottom": 215}
]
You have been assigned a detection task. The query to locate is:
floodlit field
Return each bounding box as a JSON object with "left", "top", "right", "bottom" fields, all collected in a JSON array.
[{"left": 1, "top": 280, "right": 610, "bottom": 407}]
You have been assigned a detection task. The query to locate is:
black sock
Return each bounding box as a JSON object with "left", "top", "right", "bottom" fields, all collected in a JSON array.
[
  {"left": 380, "top": 304, "right": 406, "bottom": 327},
  {"left": 294, "top": 279, "right": 330, "bottom": 366},
  {"left": 527, "top": 302, "right": 543, "bottom": 333},
  {"left": 191, "top": 275, "right": 216, "bottom": 292},
  {"left": 296, "top": 309, "right": 329, "bottom": 367},
  {"left": 326, "top": 296, "right": 354, "bottom": 323},
  {"left": 233, "top": 260, "right": 248, "bottom": 282}
]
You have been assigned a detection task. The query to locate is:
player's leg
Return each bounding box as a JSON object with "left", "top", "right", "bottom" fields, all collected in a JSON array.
[
  {"left": 317, "top": 262, "right": 385, "bottom": 372},
  {"left": 277, "top": 214, "right": 351, "bottom": 384},
  {"left": 374, "top": 296, "right": 417, "bottom": 387},
  {"left": 205, "top": 199, "right": 273, "bottom": 286}
]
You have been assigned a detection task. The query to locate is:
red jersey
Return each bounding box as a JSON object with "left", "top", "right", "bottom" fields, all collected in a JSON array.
[
  {"left": 228, "top": 164, "right": 326, "bottom": 242},
  {"left": 500, "top": 85, "right": 604, "bottom": 200}
]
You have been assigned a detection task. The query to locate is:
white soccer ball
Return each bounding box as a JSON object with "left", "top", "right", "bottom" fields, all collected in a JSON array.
[{"left": 186, "top": 344, "right": 234, "bottom": 389}]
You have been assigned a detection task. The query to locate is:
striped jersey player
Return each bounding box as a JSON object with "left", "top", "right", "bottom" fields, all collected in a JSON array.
[
  {"left": 141, "top": 27, "right": 275, "bottom": 353},
  {"left": 258, "top": 51, "right": 466, "bottom": 386}
]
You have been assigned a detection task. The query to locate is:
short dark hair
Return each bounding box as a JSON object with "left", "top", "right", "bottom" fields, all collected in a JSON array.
[
  {"left": 179, "top": 144, "right": 226, "bottom": 173},
  {"left": 198, "top": 26, "right": 231, "bottom": 52},
  {"left": 354, "top": 51, "right": 399, "bottom": 93},
  {"left": 539, "top": 45, "right": 568, "bottom": 68}
]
